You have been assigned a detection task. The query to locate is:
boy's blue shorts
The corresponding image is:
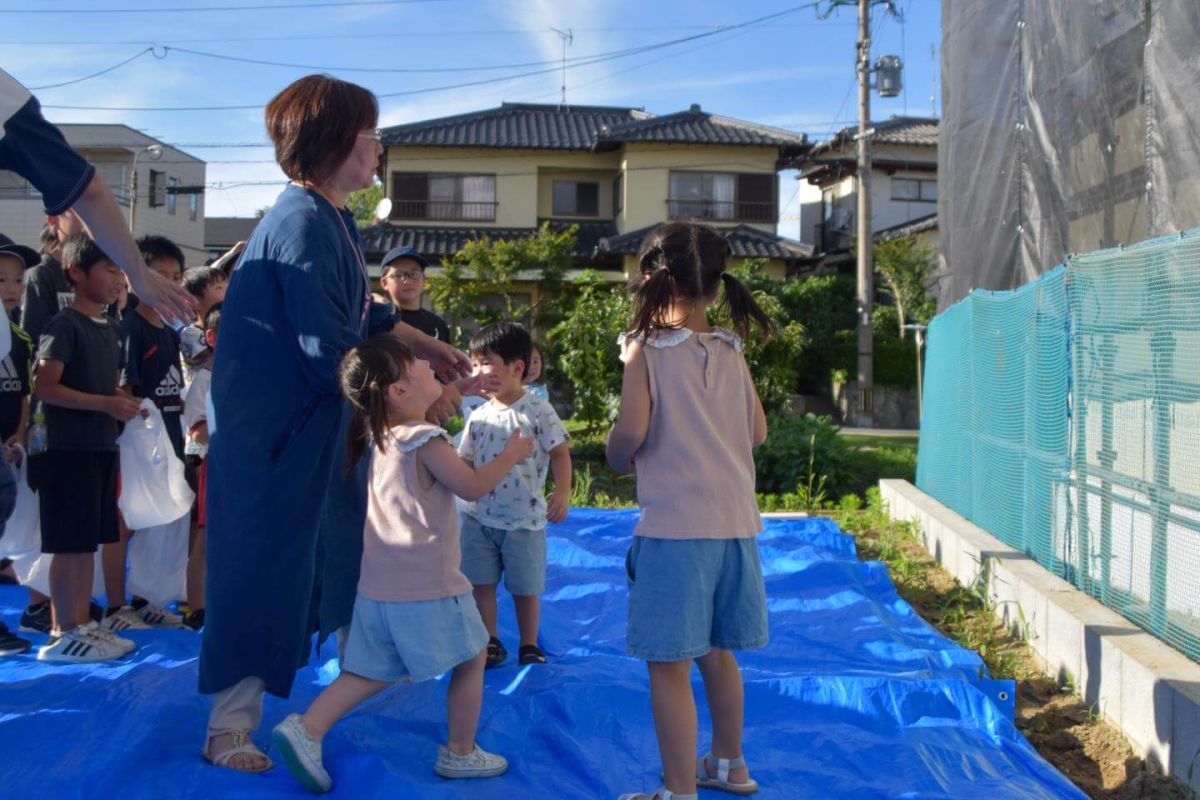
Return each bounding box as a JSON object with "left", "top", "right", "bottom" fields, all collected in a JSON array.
[
  {"left": 459, "top": 514, "right": 547, "bottom": 596},
  {"left": 625, "top": 536, "right": 769, "bottom": 662}
]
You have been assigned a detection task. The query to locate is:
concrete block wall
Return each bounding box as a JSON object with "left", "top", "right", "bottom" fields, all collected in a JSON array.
[{"left": 879, "top": 479, "right": 1200, "bottom": 791}]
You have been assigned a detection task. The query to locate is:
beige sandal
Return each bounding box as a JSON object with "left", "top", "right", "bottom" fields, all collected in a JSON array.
[
  {"left": 696, "top": 753, "right": 758, "bottom": 795},
  {"left": 203, "top": 728, "right": 274, "bottom": 773}
]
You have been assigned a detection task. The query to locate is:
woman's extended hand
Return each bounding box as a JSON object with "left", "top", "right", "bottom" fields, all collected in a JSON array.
[
  {"left": 390, "top": 321, "right": 471, "bottom": 382},
  {"left": 125, "top": 260, "right": 195, "bottom": 327}
]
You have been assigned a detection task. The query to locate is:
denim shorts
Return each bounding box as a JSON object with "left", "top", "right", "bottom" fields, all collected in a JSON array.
[
  {"left": 341, "top": 592, "right": 489, "bottom": 684},
  {"left": 459, "top": 514, "right": 547, "bottom": 596},
  {"left": 626, "top": 536, "right": 769, "bottom": 662}
]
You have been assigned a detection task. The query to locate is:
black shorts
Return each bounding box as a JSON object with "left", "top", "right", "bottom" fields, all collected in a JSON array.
[{"left": 36, "top": 450, "right": 119, "bottom": 554}]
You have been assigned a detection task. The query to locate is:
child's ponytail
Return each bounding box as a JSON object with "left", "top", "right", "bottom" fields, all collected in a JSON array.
[
  {"left": 718, "top": 272, "right": 775, "bottom": 341},
  {"left": 338, "top": 337, "right": 415, "bottom": 473},
  {"left": 628, "top": 244, "right": 679, "bottom": 342}
]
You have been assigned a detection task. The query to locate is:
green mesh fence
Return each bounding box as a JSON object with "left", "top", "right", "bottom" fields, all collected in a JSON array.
[{"left": 917, "top": 230, "right": 1200, "bottom": 662}]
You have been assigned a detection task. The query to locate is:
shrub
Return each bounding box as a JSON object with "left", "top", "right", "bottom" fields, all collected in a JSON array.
[
  {"left": 550, "top": 271, "right": 630, "bottom": 433},
  {"left": 754, "top": 413, "right": 852, "bottom": 496}
]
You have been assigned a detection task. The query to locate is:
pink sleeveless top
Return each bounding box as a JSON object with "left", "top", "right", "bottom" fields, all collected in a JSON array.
[
  {"left": 625, "top": 327, "right": 763, "bottom": 540},
  {"left": 358, "top": 422, "right": 472, "bottom": 602}
]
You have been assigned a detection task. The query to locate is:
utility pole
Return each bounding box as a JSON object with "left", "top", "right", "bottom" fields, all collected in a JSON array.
[{"left": 855, "top": 0, "right": 874, "bottom": 427}]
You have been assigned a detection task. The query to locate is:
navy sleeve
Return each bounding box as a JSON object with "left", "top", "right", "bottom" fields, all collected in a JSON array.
[
  {"left": 367, "top": 300, "right": 401, "bottom": 338},
  {"left": 0, "top": 72, "right": 94, "bottom": 216},
  {"left": 275, "top": 228, "right": 363, "bottom": 396}
]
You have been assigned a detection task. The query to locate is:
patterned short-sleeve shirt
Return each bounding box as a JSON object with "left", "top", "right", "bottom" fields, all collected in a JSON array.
[{"left": 458, "top": 390, "right": 569, "bottom": 530}]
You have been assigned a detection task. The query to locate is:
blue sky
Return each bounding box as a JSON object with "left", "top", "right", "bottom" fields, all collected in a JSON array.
[{"left": 4, "top": 0, "right": 941, "bottom": 227}]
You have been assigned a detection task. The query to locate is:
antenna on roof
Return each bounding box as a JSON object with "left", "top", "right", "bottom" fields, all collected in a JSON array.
[{"left": 550, "top": 27, "right": 573, "bottom": 109}]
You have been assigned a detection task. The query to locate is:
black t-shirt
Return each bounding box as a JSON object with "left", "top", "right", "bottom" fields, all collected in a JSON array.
[
  {"left": 22, "top": 255, "right": 118, "bottom": 347},
  {"left": 37, "top": 308, "right": 123, "bottom": 452},
  {"left": 0, "top": 323, "right": 31, "bottom": 441},
  {"left": 399, "top": 307, "right": 451, "bottom": 343},
  {"left": 122, "top": 311, "right": 184, "bottom": 459}
]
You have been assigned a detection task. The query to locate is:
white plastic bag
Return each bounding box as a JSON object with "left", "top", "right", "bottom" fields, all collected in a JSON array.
[
  {"left": 12, "top": 548, "right": 105, "bottom": 599},
  {"left": 118, "top": 399, "right": 194, "bottom": 529},
  {"left": 126, "top": 515, "right": 190, "bottom": 607},
  {"left": 0, "top": 447, "right": 38, "bottom": 559}
]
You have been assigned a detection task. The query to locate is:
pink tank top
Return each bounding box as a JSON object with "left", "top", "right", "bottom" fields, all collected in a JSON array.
[
  {"left": 627, "top": 327, "right": 763, "bottom": 540},
  {"left": 357, "top": 422, "right": 473, "bottom": 602}
]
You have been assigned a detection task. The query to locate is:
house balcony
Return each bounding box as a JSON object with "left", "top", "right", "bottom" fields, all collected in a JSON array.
[
  {"left": 390, "top": 200, "right": 499, "bottom": 223},
  {"left": 666, "top": 198, "right": 777, "bottom": 223}
]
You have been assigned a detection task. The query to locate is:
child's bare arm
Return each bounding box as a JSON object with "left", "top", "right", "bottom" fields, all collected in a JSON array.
[
  {"left": 36, "top": 358, "right": 141, "bottom": 421},
  {"left": 546, "top": 442, "right": 572, "bottom": 523},
  {"left": 751, "top": 385, "right": 768, "bottom": 447},
  {"left": 421, "top": 433, "right": 534, "bottom": 501},
  {"left": 606, "top": 341, "right": 650, "bottom": 475}
]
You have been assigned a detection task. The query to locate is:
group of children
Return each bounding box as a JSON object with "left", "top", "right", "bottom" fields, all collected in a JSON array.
[
  {"left": 270, "top": 220, "right": 772, "bottom": 800},
  {"left": 1, "top": 215, "right": 773, "bottom": 800},
  {"left": 0, "top": 214, "right": 226, "bottom": 662}
]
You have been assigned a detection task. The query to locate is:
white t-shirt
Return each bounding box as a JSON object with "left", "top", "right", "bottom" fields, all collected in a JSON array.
[{"left": 457, "top": 391, "right": 569, "bottom": 530}]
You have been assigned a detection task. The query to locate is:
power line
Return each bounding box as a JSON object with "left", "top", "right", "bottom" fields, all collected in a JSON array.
[
  {"left": 39, "top": 2, "right": 819, "bottom": 112},
  {"left": 0, "top": 0, "right": 446, "bottom": 13},
  {"left": 28, "top": 46, "right": 157, "bottom": 90}
]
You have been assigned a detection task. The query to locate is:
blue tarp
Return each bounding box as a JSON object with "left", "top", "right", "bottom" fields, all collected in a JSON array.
[{"left": 0, "top": 511, "right": 1083, "bottom": 799}]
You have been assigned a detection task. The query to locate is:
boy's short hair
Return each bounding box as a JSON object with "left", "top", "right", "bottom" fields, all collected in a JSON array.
[
  {"left": 203, "top": 301, "right": 222, "bottom": 332},
  {"left": 137, "top": 234, "right": 185, "bottom": 269},
  {"left": 183, "top": 266, "right": 226, "bottom": 299},
  {"left": 468, "top": 322, "right": 532, "bottom": 379},
  {"left": 61, "top": 235, "right": 112, "bottom": 283}
]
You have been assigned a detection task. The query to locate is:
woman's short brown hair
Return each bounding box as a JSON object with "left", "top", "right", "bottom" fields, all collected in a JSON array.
[{"left": 265, "top": 74, "right": 378, "bottom": 186}]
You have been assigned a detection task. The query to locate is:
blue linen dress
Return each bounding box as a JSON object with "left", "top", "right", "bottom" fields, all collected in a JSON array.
[{"left": 199, "top": 184, "right": 397, "bottom": 698}]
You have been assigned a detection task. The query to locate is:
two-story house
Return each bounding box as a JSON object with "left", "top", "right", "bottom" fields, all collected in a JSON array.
[
  {"left": 361, "top": 102, "right": 812, "bottom": 298},
  {"left": 0, "top": 124, "right": 207, "bottom": 265},
  {"left": 795, "top": 116, "right": 938, "bottom": 266}
]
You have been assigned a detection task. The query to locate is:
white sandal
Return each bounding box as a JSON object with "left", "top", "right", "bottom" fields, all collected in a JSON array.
[
  {"left": 203, "top": 728, "right": 274, "bottom": 773},
  {"left": 696, "top": 753, "right": 759, "bottom": 795},
  {"left": 618, "top": 789, "right": 697, "bottom": 800}
]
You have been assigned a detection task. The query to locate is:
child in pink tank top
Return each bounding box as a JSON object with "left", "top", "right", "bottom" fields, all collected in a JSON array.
[
  {"left": 607, "top": 222, "right": 772, "bottom": 800},
  {"left": 271, "top": 336, "right": 533, "bottom": 792}
]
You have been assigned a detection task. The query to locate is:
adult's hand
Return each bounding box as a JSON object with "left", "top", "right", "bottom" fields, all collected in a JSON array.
[
  {"left": 210, "top": 241, "right": 245, "bottom": 276},
  {"left": 72, "top": 174, "right": 195, "bottom": 325},
  {"left": 390, "top": 321, "right": 471, "bottom": 382},
  {"left": 425, "top": 382, "right": 461, "bottom": 426}
]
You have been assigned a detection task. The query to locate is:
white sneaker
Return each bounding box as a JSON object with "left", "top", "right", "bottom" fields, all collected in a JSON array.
[
  {"left": 85, "top": 621, "right": 136, "bottom": 655},
  {"left": 434, "top": 743, "right": 508, "bottom": 779},
  {"left": 271, "top": 713, "right": 332, "bottom": 793},
  {"left": 37, "top": 626, "right": 124, "bottom": 663},
  {"left": 104, "top": 605, "right": 151, "bottom": 632},
  {"left": 134, "top": 602, "right": 183, "bottom": 628}
]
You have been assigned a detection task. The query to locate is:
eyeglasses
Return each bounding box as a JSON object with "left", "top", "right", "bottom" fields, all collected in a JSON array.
[
  {"left": 385, "top": 270, "right": 424, "bottom": 283},
  {"left": 357, "top": 129, "right": 383, "bottom": 142}
]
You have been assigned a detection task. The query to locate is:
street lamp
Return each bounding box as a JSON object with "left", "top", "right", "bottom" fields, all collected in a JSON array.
[{"left": 129, "top": 144, "right": 163, "bottom": 233}]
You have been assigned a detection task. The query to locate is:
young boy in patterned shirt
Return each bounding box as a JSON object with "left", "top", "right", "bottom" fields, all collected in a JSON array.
[{"left": 458, "top": 322, "right": 571, "bottom": 668}]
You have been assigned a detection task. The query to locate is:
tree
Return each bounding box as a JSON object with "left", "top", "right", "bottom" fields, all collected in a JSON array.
[
  {"left": 346, "top": 182, "right": 384, "bottom": 229},
  {"left": 550, "top": 270, "right": 631, "bottom": 432},
  {"left": 426, "top": 222, "right": 577, "bottom": 337},
  {"left": 873, "top": 235, "right": 938, "bottom": 338}
]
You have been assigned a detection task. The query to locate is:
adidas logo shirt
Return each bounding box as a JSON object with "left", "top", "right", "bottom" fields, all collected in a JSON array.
[{"left": 122, "top": 311, "right": 185, "bottom": 459}]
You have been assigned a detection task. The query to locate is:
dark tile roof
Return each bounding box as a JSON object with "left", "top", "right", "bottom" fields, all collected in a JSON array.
[
  {"left": 204, "top": 216, "right": 259, "bottom": 247},
  {"left": 809, "top": 116, "right": 939, "bottom": 157},
  {"left": 382, "top": 102, "right": 807, "bottom": 155},
  {"left": 596, "top": 224, "right": 813, "bottom": 261},
  {"left": 382, "top": 103, "right": 650, "bottom": 150},
  {"left": 594, "top": 105, "right": 808, "bottom": 155},
  {"left": 360, "top": 219, "right": 618, "bottom": 262},
  {"left": 875, "top": 213, "right": 938, "bottom": 242}
]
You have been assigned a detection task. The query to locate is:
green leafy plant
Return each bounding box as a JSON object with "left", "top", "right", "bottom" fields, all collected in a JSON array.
[
  {"left": 346, "top": 182, "right": 384, "bottom": 229},
  {"left": 550, "top": 271, "right": 631, "bottom": 433},
  {"left": 754, "top": 413, "right": 851, "bottom": 496}
]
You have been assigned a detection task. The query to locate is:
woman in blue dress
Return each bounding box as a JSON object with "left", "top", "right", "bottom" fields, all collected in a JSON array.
[{"left": 198, "top": 75, "right": 471, "bottom": 772}]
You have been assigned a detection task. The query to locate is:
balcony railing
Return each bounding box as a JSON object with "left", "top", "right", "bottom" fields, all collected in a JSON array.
[
  {"left": 391, "top": 200, "right": 498, "bottom": 222},
  {"left": 667, "top": 198, "right": 776, "bottom": 223}
]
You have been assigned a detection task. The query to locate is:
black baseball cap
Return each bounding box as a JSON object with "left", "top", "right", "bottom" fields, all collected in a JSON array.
[
  {"left": 381, "top": 245, "right": 430, "bottom": 272},
  {"left": 0, "top": 234, "right": 39, "bottom": 269}
]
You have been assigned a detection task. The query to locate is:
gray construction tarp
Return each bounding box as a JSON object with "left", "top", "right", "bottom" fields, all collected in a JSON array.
[{"left": 938, "top": 0, "right": 1200, "bottom": 308}]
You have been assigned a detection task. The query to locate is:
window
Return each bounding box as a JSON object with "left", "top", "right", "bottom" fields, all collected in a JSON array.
[
  {"left": 891, "top": 177, "right": 937, "bottom": 202},
  {"left": 613, "top": 172, "right": 624, "bottom": 215},
  {"left": 668, "top": 172, "right": 775, "bottom": 221},
  {"left": 391, "top": 173, "right": 496, "bottom": 221},
  {"left": 188, "top": 193, "right": 199, "bottom": 221},
  {"left": 148, "top": 169, "right": 164, "bottom": 207},
  {"left": 167, "top": 177, "right": 178, "bottom": 215},
  {"left": 552, "top": 180, "right": 599, "bottom": 216}
]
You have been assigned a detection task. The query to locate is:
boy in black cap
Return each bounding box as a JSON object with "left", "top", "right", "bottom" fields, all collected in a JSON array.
[{"left": 0, "top": 233, "right": 38, "bottom": 656}]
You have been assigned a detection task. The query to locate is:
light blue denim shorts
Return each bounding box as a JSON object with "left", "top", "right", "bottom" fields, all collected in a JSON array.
[
  {"left": 459, "top": 514, "right": 547, "bottom": 596},
  {"left": 626, "top": 536, "right": 769, "bottom": 662},
  {"left": 341, "top": 592, "right": 489, "bottom": 683}
]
